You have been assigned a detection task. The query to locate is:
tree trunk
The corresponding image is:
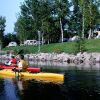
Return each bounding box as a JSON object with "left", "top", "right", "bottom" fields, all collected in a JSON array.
[
  {"left": 41, "top": 32, "right": 44, "bottom": 45},
  {"left": 82, "top": 4, "right": 85, "bottom": 38},
  {"left": 88, "top": 28, "right": 91, "bottom": 39},
  {"left": 0, "top": 44, "right": 1, "bottom": 50},
  {"left": 0, "top": 40, "right": 2, "bottom": 50},
  {"left": 48, "top": 40, "right": 49, "bottom": 44},
  {"left": 38, "top": 31, "right": 41, "bottom": 52},
  {"left": 60, "top": 18, "right": 64, "bottom": 43},
  {"left": 88, "top": 28, "right": 93, "bottom": 39},
  {"left": 41, "top": 20, "right": 44, "bottom": 45},
  {"left": 88, "top": 0, "right": 92, "bottom": 39}
]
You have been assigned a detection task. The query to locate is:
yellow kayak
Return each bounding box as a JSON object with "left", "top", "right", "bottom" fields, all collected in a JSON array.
[{"left": 0, "top": 69, "right": 64, "bottom": 84}]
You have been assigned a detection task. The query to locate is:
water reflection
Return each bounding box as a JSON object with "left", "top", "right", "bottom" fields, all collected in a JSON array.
[
  {"left": 2, "top": 60, "right": 100, "bottom": 70},
  {"left": 0, "top": 78, "right": 20, "bottom": 100},
  {"left": 20, "top": 79, "right": 67, "bottom": 100},
  {"left": 64, "top": 70, "right": 100, "bottom": 100},
  {"left": 0, "top": 79, "right": 4, "bottom": 95},
  {"left": 29, "top": 60, "right": 100, "bottom": 71},
  {"left": 18, "top": 69, "right": 100, "bottom": 100}
]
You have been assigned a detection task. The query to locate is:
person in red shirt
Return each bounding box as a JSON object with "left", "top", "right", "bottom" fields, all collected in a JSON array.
[{"left": 9, "top": 55, "right": 17, "bottom": 67}]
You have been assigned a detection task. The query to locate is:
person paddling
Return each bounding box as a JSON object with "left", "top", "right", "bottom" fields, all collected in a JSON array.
[
  {"left": 17, "top": 54, "right": 28, "bottom": 72},
  {"left": 12, "top": 54, "right": 28, "bottom": 78}
]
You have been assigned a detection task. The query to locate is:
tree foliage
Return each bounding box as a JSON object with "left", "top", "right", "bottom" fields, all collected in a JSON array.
[
  {"left": 14, "top": 0, "right": 70, "bottom": 43},
  {"left": 0, "top": 16, "right": 6, "bottom": 48},
  {"left": 3, "top": 33, "right": 20, "bottom": 47},
  {"left": 14, "top": 0, "right": 100, "bottom": 45}
]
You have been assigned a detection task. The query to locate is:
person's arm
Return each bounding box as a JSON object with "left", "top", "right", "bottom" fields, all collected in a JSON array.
[
  {"left": 18, "top": 61, "right": 23, "bottom": 69},
  {"left": 7, "top": 61, "right": 11, "bottom": 65}
]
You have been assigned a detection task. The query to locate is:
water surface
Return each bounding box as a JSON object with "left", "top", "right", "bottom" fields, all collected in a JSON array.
[{"left": 0, "top": 61, "right": 100, "bottom": 100}]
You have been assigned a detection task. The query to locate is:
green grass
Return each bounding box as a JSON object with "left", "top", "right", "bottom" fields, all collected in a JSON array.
[
  {"left": 2, "top": 39, "right": 100, "bottom": 54},
  {"left": 85, "top": 39, "right": 100, "bottom": 52}
]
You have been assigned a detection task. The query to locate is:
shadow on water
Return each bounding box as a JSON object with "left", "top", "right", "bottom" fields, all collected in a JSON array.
[
  {"left": 20, "top": 79, "right": 67, "bottom": 100},
  {"left": 19, "top": 69, "right": 100, "bottom": 100}
]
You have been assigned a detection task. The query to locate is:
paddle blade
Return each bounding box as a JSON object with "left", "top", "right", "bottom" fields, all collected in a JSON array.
[{"left": 18, "top": 49, "right": 24, "bottom": 54}]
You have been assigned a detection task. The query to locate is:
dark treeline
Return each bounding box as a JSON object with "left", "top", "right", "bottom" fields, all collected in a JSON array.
[{"left": 0, "top": 0, "right": 100, "bottom": 48}]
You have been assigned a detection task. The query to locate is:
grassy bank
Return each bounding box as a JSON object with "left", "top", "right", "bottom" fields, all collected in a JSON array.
[{"left": 3, "top": 39, "right": 100, "bottom": 54}]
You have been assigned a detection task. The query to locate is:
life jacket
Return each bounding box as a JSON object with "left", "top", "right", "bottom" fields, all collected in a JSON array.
[{"left": 18, "top": 60, "right": 28, "bottom": 72}]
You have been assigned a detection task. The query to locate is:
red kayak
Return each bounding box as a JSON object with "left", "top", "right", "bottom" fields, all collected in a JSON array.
[{"left": 0, "top": 64, "right": 41, "bottom": 73}]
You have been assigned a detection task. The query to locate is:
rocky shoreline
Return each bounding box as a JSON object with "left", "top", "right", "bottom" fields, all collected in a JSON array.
[{"left": 1, "top": 52, "right": 100, "bottom": 65}]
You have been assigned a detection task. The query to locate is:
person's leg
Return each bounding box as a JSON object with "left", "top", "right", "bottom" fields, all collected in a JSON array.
[{"left": 18, "top": 69, "right": 22, "bottom": 77}]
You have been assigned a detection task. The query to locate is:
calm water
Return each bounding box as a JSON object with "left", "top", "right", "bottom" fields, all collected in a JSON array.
[{"left": 0, "top": 61, "right": 100, "bottom": 100}]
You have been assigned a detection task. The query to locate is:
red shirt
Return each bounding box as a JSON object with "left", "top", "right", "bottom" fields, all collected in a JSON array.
[{"left": 10, "top": 58, "right": 17, "bottom": 64}]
